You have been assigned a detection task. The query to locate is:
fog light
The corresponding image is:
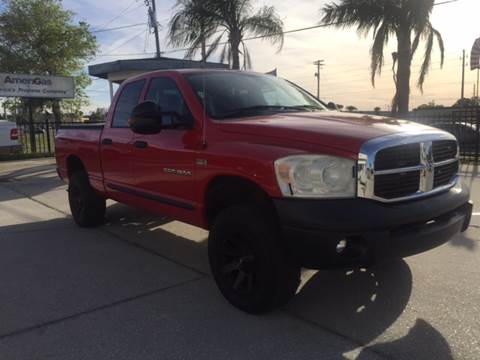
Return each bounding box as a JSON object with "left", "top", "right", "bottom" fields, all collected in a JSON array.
[{"left": 336, "top": 239, "right": 347, "bottom": 254}]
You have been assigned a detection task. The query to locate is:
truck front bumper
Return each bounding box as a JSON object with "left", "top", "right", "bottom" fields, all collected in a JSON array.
[{"left": 274, "top": 181, "right": 473, "bottom": 269}]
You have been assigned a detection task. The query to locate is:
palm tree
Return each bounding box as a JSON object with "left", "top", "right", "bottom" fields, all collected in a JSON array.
[
  {"left": 168, "top": 0, "right": 218, "bottom": 61},
  {"left": 168, "top": 0, "right": 284, "bottom": 70},
  {"left": 321, "top": 0, "right": 444, "bottom": 116}
]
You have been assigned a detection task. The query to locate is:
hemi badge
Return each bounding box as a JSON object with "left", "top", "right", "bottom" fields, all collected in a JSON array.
[{"left": 196, "top": 159, "right": 207, "bottom": 166}]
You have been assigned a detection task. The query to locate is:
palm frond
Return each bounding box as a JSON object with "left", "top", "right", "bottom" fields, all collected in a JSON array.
[
  {"left": 370, "top": 21, "right": 389, "bottom": 87},
  {"left": 321, "top": 0, "right": 395, "bottom": 35},
  {"left": 433, "top": 27, "right": 445, "bottom": 67},
  {"left": 167, "top": 0, "right": 219, "bottom": 60},
  {"left": 204, "top": 31, "right": 227, "bottom": 59},
  {"left": 241, "top": 6, "right": 284, "bottom": 51},
  {"left": 417, "top": 26, "right": 434, "bottom": 92}
]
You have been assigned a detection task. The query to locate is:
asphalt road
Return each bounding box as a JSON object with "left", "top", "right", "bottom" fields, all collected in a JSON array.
[{"left": 0, "top": 158, "right": 478, "bottom": 360}]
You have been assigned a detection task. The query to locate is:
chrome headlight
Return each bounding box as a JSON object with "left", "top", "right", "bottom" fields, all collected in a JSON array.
[{"left": 274, "top": 155, "right": 356, "bottom": 198}]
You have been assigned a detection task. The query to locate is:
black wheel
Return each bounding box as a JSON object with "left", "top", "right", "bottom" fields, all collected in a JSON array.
[
  {"left": 208, "top": 204, "right": 300, "bottom": 314},
  {"left": 68, "top": 171, "right": 106, "bottom": 227}
]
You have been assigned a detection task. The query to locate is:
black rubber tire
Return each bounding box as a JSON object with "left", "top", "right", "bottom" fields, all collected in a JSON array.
[
  {"left": 208, "top": 204, "right": 301, "bottom": 314},
  {"left": 68, "top": 171, "right": 106, "bottom": 227}
]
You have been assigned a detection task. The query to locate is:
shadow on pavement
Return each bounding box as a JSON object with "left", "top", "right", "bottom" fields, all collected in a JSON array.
[
  {"left": 449, "top": 230, "right": 477, "bottom": 251},
  {"left": 0, "top": 163, "right": 63, "bottom": 201},
  {"left": 289, "top": 260, "right": 453, "bottom": 359},
  {"left": 357, "top": 319, "right": 453, "bottom": 360}
]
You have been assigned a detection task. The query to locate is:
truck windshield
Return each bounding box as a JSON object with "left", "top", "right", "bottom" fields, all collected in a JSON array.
[{"left": 186, "top": 72, "right": 326, "bottom": 120}]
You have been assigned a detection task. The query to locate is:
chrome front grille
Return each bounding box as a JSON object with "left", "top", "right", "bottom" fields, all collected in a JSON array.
[{"left": 358, "top": 132, "right": 459, "bottom": 203}]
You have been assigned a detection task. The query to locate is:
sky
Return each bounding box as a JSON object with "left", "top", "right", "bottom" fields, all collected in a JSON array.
[{"left": 62, "top": 0, "right": 480, "bottom": 112}]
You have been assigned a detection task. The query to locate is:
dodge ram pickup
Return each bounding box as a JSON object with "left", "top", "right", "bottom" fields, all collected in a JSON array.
[{"left": 55, "top": 70, "right": 473, "bottom": 314}]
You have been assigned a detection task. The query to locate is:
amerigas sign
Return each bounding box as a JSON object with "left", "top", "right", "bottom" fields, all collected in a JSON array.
[{"left": 0, "top": 73, "right": 75, "bottom": 99}]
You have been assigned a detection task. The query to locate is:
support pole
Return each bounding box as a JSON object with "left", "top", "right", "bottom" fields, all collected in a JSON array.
[
  {"left": 477, "top": 68, "right": 479, "bottom": 98},
  {"left": 314, "top": 60, "right": 325, "bottom": 100},
  {"left": 109, "top": 80, "right": 114, "bottom": 103},
  {"left": 28, "top": 100, "right": 36, "bottom": 153},
  {"left": 461, "top": 49, "right": 466, "bottom": 101}
]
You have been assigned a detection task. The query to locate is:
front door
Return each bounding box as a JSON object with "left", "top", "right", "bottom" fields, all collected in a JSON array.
[{"left": 132, "top": 76, "right": 199, "bottom": 221}]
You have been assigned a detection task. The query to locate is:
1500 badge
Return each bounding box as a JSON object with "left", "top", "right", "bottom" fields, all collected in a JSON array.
[{"left": 163, "top": 168, "right": 192, "bottom": 177}]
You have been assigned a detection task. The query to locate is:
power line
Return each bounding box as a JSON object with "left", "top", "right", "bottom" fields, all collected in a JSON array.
[
  {"left": 433, "top": 0, "right": 460, "bottom": 5},
  {"left": 92, "top": 1, "right": 145, "bottom": 31},
  {"left": 101, "top": 28, "right": 148, "bottom": 56},
  {"left": 91, "top": 23, "right": 147, "bottom": 34}
]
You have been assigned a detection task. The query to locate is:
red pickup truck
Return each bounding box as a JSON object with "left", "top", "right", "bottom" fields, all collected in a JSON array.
[{"left": 56, "top": 70, "right": 473, "bottom": 314}]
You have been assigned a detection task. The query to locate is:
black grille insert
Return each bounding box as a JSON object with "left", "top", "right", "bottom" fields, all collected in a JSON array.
[
  {"left": 434, "top": 161, "right": 459, "bottom": 188},
  {"left": 375, "top": 143, "right": 421, "bottom": 171},
  {"left": 432, "top": 140, "right": 457, "bottom": 162},
  {"left": 374, "top": 171, "right": 421, "bottom": 199}
]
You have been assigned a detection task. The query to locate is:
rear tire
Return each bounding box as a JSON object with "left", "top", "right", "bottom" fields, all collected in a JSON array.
[
  {"left": 68, "top": 171, "right": 106, "bottom": 227},
  {"left": 208, "top": 204, "right": 300, "bottom": 314}
]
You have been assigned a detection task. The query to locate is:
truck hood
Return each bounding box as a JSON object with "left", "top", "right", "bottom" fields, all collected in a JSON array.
[{"left": 217, "top": 111, "right": 436, "bottom": 154}]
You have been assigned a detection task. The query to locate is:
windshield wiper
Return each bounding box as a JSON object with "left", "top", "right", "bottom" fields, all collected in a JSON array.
[
  {"left": 219, "top": 105, "right": 295, "bottom": 119},
  {"left": 219, "top": 105, "right": 321, "bottom": 119},
  {"left": 288, "top": 105, "right": 324, "bottom": 111}
]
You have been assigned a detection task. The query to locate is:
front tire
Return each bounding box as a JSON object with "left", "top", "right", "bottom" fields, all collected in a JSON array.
[
  {"left": 68, "top": 171, "right": 106, "bottom": 227},
  {"left": 208, "top": 204, "right": 300, "bottom": 314}
]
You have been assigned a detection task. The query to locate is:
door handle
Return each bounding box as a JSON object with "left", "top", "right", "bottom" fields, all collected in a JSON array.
[
  {"left": 102, "top": 138, "right": 113, "bottom": 145},
  {"left": 134, "top": 140, "right": 148, "bottom": 149}
]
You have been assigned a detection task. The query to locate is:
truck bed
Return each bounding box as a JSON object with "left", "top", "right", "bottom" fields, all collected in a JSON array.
[{"left": 55, "top": 125, "right": 104, "bottom": 187}]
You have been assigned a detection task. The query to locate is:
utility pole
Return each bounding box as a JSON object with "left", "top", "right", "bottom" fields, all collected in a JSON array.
[
  {"left": 147, "top": 0, "right": 161, "bottom": 58},
  {"left": 314, "top": 60, "right": 325, "bottom": 100},
  {"left": 461, "top": 49, "right": 466, "bottom": 101}
]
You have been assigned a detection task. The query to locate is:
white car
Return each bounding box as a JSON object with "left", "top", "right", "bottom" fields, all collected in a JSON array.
[{"left": 0, "top": 120, "right": 22, "bottom": 154}]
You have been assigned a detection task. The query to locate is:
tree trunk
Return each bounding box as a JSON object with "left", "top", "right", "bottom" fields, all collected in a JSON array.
[
  {"left": 230, "top": 32, "right": 241, "bottom": 70},
  {"left": 395, "top": 31, "right": 412, "bottom": 117},
  {"left": 52, "top": 100, "right": 62, "bottom": 129}
]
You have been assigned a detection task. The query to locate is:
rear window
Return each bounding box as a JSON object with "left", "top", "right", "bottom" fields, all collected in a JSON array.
[{"left": 112, "top": 80, "right": 145, "bottom": 128}]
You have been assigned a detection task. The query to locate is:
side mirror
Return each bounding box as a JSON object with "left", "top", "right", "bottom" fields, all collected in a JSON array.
[{"left": 129, "top": 101, "right": 163, "bottom": 135}]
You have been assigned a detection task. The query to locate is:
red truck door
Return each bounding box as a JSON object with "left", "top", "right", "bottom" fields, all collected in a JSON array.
[
  {"left": 131, "top": 76, "right": 198, "bottom": 218},
  {"left": 101, "top": 79, "right": 146, "bottom": 198}
]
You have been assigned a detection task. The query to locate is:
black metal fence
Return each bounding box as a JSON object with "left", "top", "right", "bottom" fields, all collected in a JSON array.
[
  {"left": 15, "top": 120, "right": 102, "bottom": 155},
  {"left": 11, "top": 107, "right": 480, "bottom": 163},
  {"left": 408, "top": 107, "right": 480, "bottom": 163}
]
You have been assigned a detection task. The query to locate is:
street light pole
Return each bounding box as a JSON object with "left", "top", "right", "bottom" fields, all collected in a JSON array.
[{"left": 314, "top": 60, "right": 324, "bottom": 100}]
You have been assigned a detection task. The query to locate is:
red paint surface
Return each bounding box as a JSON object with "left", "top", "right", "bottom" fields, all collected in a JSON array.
[{"left": 55, "top": 70, "right": 435, "bottom": 229}]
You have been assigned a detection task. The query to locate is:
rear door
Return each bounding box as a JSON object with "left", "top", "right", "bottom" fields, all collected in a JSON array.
[{"left": 101, "top": 79, "right": 146, "bottom": 198}]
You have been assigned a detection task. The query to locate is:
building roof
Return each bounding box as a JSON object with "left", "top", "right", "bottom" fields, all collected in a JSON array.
[{"left": 88, "top": 57, "right": 229, "bottom": 80}]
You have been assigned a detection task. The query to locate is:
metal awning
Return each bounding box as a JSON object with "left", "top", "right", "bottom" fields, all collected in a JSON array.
[{"left": 88, "top": 57, "right": 229, "bottom": 101}]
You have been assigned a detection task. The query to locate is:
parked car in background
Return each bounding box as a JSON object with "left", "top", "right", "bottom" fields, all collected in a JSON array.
[
  {"left": 0, "top": 120, "right": 21, "bottom": 155},
  {"left": 433, "top": 122, "right": 479, "bottom": 149}
]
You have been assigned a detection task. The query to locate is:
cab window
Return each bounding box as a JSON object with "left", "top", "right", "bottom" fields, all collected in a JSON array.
[
  {"left": 112, "top": 80, "right": 145, "bottom": 128},
  {"left": 146, "top": 77, "right": 193, "bottom": 126}
]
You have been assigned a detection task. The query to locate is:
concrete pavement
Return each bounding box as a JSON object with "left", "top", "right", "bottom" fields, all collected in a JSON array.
[{"left": 0, "top": 158, "right": 478, "bottom": 359}]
